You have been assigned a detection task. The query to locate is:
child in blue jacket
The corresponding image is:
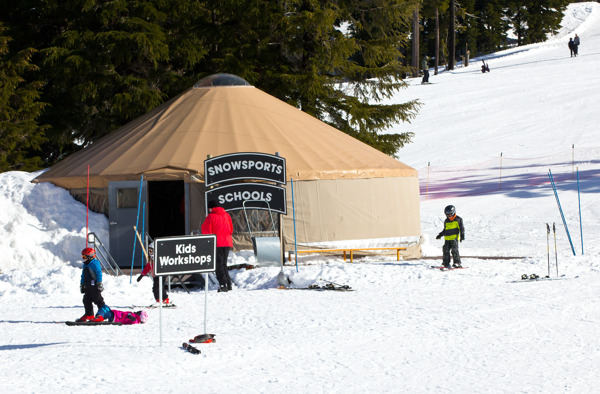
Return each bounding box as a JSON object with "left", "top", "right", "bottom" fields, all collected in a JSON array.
[{"left": 77, "top": 248, "right": 107, "bottom": 322}]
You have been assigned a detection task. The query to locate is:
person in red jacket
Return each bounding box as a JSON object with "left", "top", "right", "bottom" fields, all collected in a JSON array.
[{"left": 201, "top": 200, "right": 234, "bottom": 292}]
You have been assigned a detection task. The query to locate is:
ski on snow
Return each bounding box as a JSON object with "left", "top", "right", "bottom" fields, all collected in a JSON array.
[
  {"left": 131, "top": 304, "right": 177, "bottom": 309},
  {"left": 64, "top": 321, "right": 123, "bottom": 326},
  {"left": 278, "top": 283, "right": 353, "bottom": 291},
  {"left": 278, "top": 278, "right": 353, "bottom": 291},
  {"left": 430, "top": 265, "right": 467, "bottom": 271},
  {"left": 507, "top": 274, "right": 578, "bottom": 283}
]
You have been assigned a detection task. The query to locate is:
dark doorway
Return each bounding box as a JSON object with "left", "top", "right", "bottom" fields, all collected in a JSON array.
[{"left": 148, "top": 181, "right": 185, "bottom": 239}]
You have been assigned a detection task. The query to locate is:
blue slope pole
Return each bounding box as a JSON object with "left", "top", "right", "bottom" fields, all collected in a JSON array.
[
  {"left": 548, "top": 169, "right": 576, "bottom": 256},
  {"left": 291, "top": 178, "right": 298, "bottom": 272},
  {"left": 130, "top": 175, "right": 144, "bottom": 282},
  {"left": 141, "top": 201, "right": 146, "bottom": 268},
  {"left": 577, "top": 168, "right": 583, "bottom": 254}
]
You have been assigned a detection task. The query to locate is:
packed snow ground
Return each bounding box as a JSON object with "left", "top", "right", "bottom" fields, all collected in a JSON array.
[{"left": 1, "top": 3, "right": 600, "bottom": 393}]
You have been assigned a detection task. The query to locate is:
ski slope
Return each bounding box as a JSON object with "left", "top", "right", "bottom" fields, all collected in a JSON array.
[{"left": 1, "top": 3, "right": 600, "bottom": 393}]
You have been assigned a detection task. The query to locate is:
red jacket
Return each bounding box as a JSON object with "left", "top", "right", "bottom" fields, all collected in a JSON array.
[{"left": 201, "top": 207, "right": 233, "bottom": 247}]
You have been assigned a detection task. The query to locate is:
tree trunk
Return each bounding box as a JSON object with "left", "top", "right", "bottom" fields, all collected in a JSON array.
[
  {"left": 448, "top": 0, "right": 455, "bottom": 70},
  {"left": 435, "top": 8, "right": 439, "bottom": 75},
  {"left": 412, "top": 9, "right": 419, "bottom": 77}
]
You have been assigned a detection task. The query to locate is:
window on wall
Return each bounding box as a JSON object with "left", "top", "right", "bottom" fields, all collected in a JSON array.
[{"left": 116, "top": 188, "right": 138, "bottom": 209}]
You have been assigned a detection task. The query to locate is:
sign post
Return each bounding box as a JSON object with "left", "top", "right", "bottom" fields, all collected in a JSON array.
[{"left": 154, "top": 234, "right": 216, "bottom": 346}]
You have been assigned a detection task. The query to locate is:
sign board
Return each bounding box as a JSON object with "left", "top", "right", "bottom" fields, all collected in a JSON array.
[
  {"left": 154, "top": 235, "right": 216, "bottom": 276},
  {"left": 204, "top": 152, "right": 286, "bottom": 187},
  {"left": 205, "top": 183, "right": 287, "bottom": 214}
]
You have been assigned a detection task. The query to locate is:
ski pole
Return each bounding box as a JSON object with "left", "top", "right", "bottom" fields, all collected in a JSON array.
[
  {"left": 577, "top": 168, "right": 583, "bottom": 255},
  {"left": 548, "top": 169, "right": 576, "bottom": 255},
  {"left": 553, "top": 223, "right": 558, "bottom": 277},
  {"left": 546, "top": 223, "right": 550, "bottom": 278}
]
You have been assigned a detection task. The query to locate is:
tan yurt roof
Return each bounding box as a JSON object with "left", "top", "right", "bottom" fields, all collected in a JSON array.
[{"left": 34, "top": 74, "right": 417, "bottom": 189}]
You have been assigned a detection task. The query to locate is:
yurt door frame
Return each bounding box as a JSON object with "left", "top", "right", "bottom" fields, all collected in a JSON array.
[{"left": 108, "top": 180, "right": 148, "bottom": 270}]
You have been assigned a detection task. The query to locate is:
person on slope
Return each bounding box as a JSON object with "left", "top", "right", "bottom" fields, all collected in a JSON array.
[
  {"left": 481, "top": 60, "right": 490, "bottom": 73},
  {"left": 568, "top": 38, "right": 576, "bottom": 57},
  {"left": 201, "top": 200, "right": 234, "bottom": 293},
  {"left": 93, "top": 305, "right": 148, "bottom": 324},
  {"left": 421, "top": 55, "right": 430, "bottom": 84},
  {"left": 77, "top": 248, "right": 108, "bottom": 322},
  {"left": 573, "top": 34, "right": 580, "bottom": 56},
  {"left": 137, "top": 242, "right": 170, "bottom": 305},
  {"left": 435, "top": 205, "right": 465, "bottom": 269}
]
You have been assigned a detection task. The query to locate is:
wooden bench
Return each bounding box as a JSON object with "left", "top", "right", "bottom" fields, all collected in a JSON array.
[{"left": 288, "top": 247, "right": 407, "bottom": 263}]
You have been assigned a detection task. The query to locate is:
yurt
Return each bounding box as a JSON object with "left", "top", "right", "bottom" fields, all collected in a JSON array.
[{"left": 34, "top": 74, "right": 421, "bottom": 265}]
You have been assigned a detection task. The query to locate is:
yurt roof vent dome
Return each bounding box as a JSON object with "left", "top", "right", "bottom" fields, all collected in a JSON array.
[{"left": 194, "top": 73, "right": 251, "bottom": 88}]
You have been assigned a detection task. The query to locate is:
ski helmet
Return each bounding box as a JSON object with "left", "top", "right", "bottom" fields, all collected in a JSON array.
[
  {"left": 444, "top": 205, "right": 456, "bottom": 216},
  {"left": 82, "top": 247, "right": 96, "bottom": 259},
  {"left": 137, "top": 310, "right": 149, "bottom": 323}
]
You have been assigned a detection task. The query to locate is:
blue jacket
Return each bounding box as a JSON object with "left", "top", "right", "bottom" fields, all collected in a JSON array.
[{"left": 81, "top": 258, "right": 103, "bottom": 285}]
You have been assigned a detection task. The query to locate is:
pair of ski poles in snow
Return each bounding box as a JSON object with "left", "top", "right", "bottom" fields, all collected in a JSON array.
[{"left": 546, "top": 223, "right": 558, "bottom": 277}]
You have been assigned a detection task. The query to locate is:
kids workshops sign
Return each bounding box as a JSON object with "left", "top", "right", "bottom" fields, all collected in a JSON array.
[
  {"left": 204, "top": 153, "right": 287, "bottom": 214},
  {"left": 154, "top": 235, "right": 216, "bottom": 276}
]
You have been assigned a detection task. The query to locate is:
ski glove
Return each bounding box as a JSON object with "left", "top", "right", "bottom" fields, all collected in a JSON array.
[
  {"left": 97, "top": 282, "right": 104, "bottom": 292},
  {"left": 137, "top": 274, "right": 144, "bottom": 282},
  {"left": 436, "top": 234, "right": 442, "bottom": 240},
  {"left": 80, "top": 285, "right": 85, "bottom": 294}
]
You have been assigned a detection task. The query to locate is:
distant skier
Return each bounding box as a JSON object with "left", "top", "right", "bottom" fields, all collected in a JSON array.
[
  {"left": 93, "top": 305, "right": 148, "bottom": 324},
  {"left": 573, "top": 34, "right": 580, "bottom": 56},
  {"left": 77, "top": 248, "right": 107, "bottom": 322},
  {"left": 481, "top": 60, "right": 490, "bottom": 73},
  {"left": 568, "top": 38, "right": 576, "bottom": 57},
  {"left": 421, "top": 56, "right": 430, "bottom": 84},
  {"left": 435, "top": 205, "right": 465, "bottom": 269},
  {"left": 137, "top": 242, "right": 170, "bottom": 305}
]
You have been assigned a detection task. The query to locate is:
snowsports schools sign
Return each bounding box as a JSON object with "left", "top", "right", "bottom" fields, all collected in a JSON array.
[
  {"left": 154, "top": 235, "right": 216, "bottom": 276},
  {"left": 204, "top": 152, "right": 286, "bottom": 187},
  {"left": 205, "top": 183, "right": 286, "bottom": 214},
  {"left": 204, "top": 152, "right": 287, "bottom": 214}
]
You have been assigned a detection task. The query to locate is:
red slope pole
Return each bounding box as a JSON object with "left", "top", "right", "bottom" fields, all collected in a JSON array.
[{"left": 86, "top": 165, "right": 90, "bottom": 247}]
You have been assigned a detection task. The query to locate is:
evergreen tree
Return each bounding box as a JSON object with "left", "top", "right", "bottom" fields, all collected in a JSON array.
[
  {"left": 9, "top": 0, "right": 208, "bottom": 164},
  {"left": 0, "top": 24, "right": 47, "bottom": 171},
  {"left": 196, "top": 0, "right": 421, "bottom": 156},
  {"left": 505, "top": 0, "right": 569, "bottom": 45},
  {"left": 421, "top": 1, "right": 450, "bottom": 65},
  {"left": 471, "top": 0, "right": 508, "bottom": 53}
]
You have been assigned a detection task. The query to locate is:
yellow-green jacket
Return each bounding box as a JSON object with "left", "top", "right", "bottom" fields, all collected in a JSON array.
[{"left": 437, "top": 215, "right": 464, "bottom": 241}]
